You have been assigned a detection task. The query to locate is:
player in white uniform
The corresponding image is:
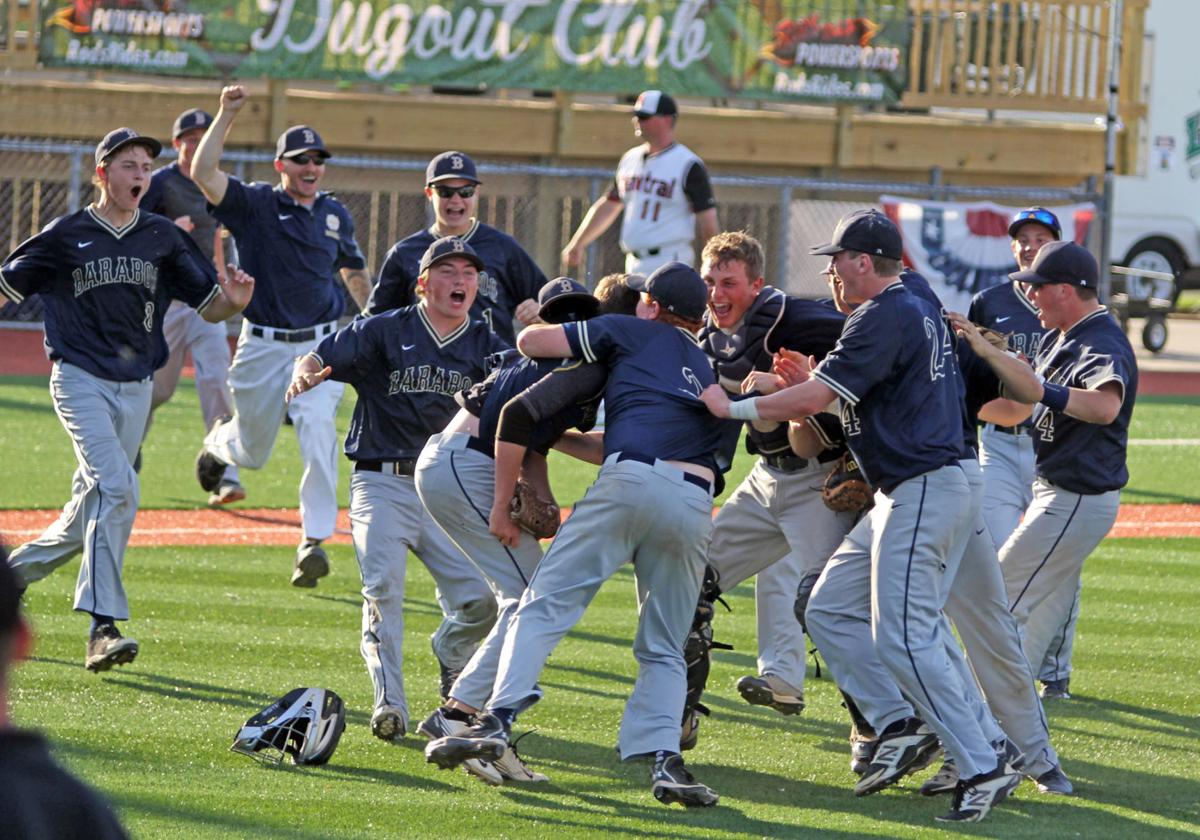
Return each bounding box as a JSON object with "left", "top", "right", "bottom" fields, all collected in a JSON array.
[
  {"left": 190, "top": 85, "right": 373, "bottom": 587},
  {"left": 561, "top": 91, "right": 719, "bottom": 277}
]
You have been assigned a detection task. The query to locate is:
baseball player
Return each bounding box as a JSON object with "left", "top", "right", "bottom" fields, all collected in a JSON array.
[
  {"left": 952, "top": 240, "right": 1137, "bottom": 697},
  {"left": 703, "top": 210, "right": 1021, "bottom": 822},
  {"left": 190, "top": 84, "right": 373, "bottom": 587},
  {"left": 425, "top": 263, "right": 727, "bottom": 808},
  {"left": 1, "top": 128, "right": 254, "bottom": 671},
  {"left": 688, "top": 231, "right": 849, "bottom": 726},
  {"left": 414, "top": 276, "right": 615, "bottom": 784},
  {"left": 561, "top": 91, "right": 719, "bottom": 276},
  {"left": 969, "top": 207, "right": 1078, "bottom": 699},
  {"left": 366, "top": 151, "right": 546, "bottom": 345},
  {"left": 286, "top": 236, "right": 506, "bottom": 742},
  {"left": 139, "top": 107, "right": 244, "bottom": 505}
]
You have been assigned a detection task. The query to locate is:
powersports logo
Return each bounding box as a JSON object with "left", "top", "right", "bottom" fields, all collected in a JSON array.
[
  {"left": 760, "top": 14, "right": 898, "bottom": 72},
  {"left": 48, "top": 0, "right": 203, "bottom": 39}
]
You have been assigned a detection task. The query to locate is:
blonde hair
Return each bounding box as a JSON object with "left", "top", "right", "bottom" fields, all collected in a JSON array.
[{"left": 701, "top": 230, "right": 765, "bottom": 280}]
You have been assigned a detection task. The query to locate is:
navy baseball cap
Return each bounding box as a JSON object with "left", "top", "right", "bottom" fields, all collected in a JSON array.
[
  {"left": 276, "top": 125, "right": 330, "bottom": 160},
  {"left": 810, "top": 209, "right": 903, "bottom": 260},
  {"left": 419, "top": 236, "right": 485, "bottom": 275},
  {"left": 633, "top": 90, "right": 678, "bottom": 117},
  {"left": 1010, "top": 240, "right": 1098, "bottom": 287},
  {"left": 628, "top": 261, "right": 707, "bottom": 321},
  {"left": 1008, "top": 206, "right": 1063, "bottom": 240},
  {"left": 172, "top": 108, "right": 213, "bottom": 140},
  {"left": 95, "top": 128, "right": 162, "bottom": 166},
  {"left": 426, "top": 151, "right": 481, "bottom": 185},
  {"left": 537, "top": 277, "right": 600, "bottom": 324}
]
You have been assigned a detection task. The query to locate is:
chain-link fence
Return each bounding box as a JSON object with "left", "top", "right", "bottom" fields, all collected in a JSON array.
[{"left": 0, "top": 137, "right": 1099, "bottom": 324}]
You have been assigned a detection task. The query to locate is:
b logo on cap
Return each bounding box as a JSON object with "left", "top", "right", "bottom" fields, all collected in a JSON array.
[
  {"left": 450, "top": 155, "right": 464, "bottom": 170},
  {"left": 303, "top": 129, "right": 315, "bottom": 145},
  {"left": 557, "top": 279, "right": 573, "bottom": 294},
  {"left": 451, "top": 239, "right": 465, "bottom": 252}
]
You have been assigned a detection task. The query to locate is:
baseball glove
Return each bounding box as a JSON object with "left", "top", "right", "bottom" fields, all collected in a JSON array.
[
  {"left": 509, "top": 478, "right": 560, "bottom": 540},
  {"left": 820, "top": 452, "right": 873, "bottom": 514},
  {"left": 975, "top": 324, "right": 1010, "bottom": 352}
]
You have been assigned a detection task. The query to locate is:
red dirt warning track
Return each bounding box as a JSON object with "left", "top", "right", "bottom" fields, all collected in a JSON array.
[{"left": 0, "top": 505, "right": 1197, "bottom": 545}]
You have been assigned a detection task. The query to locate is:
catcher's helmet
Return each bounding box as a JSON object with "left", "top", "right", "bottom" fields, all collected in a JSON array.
[{"left": 232, "top": 687, "right": 346, "bottom": 765}]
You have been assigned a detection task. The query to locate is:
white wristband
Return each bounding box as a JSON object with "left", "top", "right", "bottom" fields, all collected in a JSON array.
[{"left": 729, "top": 397, "right": 762, "bottom": 422}]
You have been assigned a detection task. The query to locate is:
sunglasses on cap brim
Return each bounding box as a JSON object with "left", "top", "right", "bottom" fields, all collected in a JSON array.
[
  {"left": 286, "top": 153, "right": 328, "bottom": 166},
  {"left": 1012, "top": 208, "right": 1058, "bottom": 231}
]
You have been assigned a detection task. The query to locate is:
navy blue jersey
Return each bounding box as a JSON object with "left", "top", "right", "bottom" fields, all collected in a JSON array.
[
  {"left": 813, "top": 282, "right": 965, "bottom": 492},
  {"left": 565, "top": 314, "right": 725, "bottom": 471},
  {"left": 957, "top": 340, "right": 1002, "bottom": 432},
  {"left": 701, "top": 288, "right": 845, "bottom": 464},
  {"left": 212, "top": 178, "right": 365, "bottom": 329},
  {"left": 142, "top": 163, "right": 223, "bottom": 265},
  {"left": 899, "top": 267, "right": 944, "bottom": 311},
  {"left": 313, "top": 305, "right": 507, "bottom": 461},
  {"left": 366, "top": 220, "right": 547, "bottom": 345},
  {"left": 1028, "top": 309, "right": 1136, "bottom": 493},
  {"left": 468, "top": 350, "right": 598, "bottom": 457},
  {"left": 968, "top": 281, "right": 1050, "bottom": 362},
  {"left": 0, "top": 207, "right": 219, "bottom": 382}
]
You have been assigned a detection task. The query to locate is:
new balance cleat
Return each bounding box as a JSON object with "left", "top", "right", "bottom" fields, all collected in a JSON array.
[
  {"left": 854, "top": 717, "right": 941, "bottom": 796},
  {"left": 291, "top": 541, "right": 329, "bottom": 588},
  {"left": 936, "top": 763, "right": 1021, "bottom": 822},
  {"left": 736, "top": 673, "right": 805, "bottom": 715},
  {"left": 651, "top": 754, "right": 719, "bottom": 808}
]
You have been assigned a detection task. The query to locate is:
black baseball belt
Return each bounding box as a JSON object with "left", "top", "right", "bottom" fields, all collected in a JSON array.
[
  {"left": 762, "top": 449, "right": 841, "bottom": 473},
  {"left": 354, "top": 459, "right": 418, "bottom": 476},
  {"left": 249, "top": 322, "right": 336, "bottom": 343}
]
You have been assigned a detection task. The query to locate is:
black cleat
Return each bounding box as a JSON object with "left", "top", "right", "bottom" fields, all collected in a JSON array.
[
  {"left": 651, "top": 754, "right": 719, "bottom": 808},
  {"left": 936, "top": 763, "right": 1021, "bottom": 822},
  {"left": 854, "top": 717, "right": 941, "bottom": 796},
  {"left": 424, "top": 712, "right": 508, "bottom": 770},
  {"left": 85, "top": 625, "right": 139, "bottom": 672}
]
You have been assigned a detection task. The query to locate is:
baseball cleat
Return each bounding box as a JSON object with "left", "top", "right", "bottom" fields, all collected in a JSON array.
[
  {"left": 208, "top": 478, "right": 246, "bottom": 506},
  {"left": 935, "top": 762, "right": 1021, "bottom": 822},
  {"left": 854, "top": 717, "right": 941, "bottom": 796},
  {"left": 651, "top": 754, "right": 719, "bottom": 808},
  {"left": 424, "top": 712, "right": 508, "bottom": 770},
  {"left": 736, "top": 674, "right": 805, "bottom": 715},
  {"left": 416, "top": 709, "right": 503, "bottom": 784},
  {"left": 1040, "top": 678, "right": 1071, "bottom": 700},
  {"left": 919, "top": 760, "right": 959, "bottom": 796},
  {"left": 1035, "top": 765, "right": 1074, "bottom": 795},
  {"left": 85, "top": 625, "right": 139, "bottom": 672},
  {"left": 850, "top": 734, "right": 877, "bottom": 776},
  {"left": 491, "top": 735, "right": 549, "bottom": 783},
  {"left": 291, "top": 541, "right": 329, "bottom": 588},
  {"left": 370, "top": 705, "right": 405, "bottom": 741},
  {"left": 195, "top": 448, "right": 228, "bottom": 494}
]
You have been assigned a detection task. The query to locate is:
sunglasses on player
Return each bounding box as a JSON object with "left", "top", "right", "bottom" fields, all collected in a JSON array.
[
  {"left": 287, "top": 154, "right": 328, "bottom": 166},
  {"left": 432, "top": 184, "right": 477, "bottom": 199}
]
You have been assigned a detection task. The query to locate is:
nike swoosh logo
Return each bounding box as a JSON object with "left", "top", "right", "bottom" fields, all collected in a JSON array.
[
  {"left": 402, "top": 344, "right": 416, "bottom": 351},
  {"left": 77, "top": 241, "right": 92, "bottom": 248},
  {"left": 278, "top": 214, "right": 292, "bottom": 221},
  {"left": 975, "top": 527, "right": 986, "bottom": 536},
  {"left": 995, "top": 316, "right": 1010, "bottom": 323}
]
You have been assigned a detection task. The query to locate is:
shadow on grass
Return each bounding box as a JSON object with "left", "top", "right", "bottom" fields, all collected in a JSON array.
[
  {"left": 0, "top": 394, "right": 56, "bottom": 415},
  {"left": 1048, "top": 693, "right": 1199, "bottom": 740}
]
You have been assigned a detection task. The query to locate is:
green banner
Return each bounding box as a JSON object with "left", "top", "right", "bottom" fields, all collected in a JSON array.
[{"left": 38, "top": 0, "right": 910, "bottom": 104}]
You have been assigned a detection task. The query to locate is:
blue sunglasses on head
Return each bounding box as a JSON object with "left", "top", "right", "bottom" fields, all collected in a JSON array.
[{"left": 1010, "top": 207, "right": 1062, "bottom": 238}]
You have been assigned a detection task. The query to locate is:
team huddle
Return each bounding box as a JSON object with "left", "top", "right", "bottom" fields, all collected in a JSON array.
[{"left": 0, "top": 85, "right": 1136, "bottom": 825}]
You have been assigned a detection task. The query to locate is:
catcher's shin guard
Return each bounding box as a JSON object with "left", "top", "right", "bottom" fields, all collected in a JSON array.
[{"left": 681, "top": 566, "right": 732, "bottom": 743}]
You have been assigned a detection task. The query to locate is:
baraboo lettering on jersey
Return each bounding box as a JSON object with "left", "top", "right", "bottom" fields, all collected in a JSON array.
[
  {"left": 388, "top": 366, "right": 471, "bottom": 397},
  {"left": 72, "top": 257, "right": 158, "bottom": 297}
]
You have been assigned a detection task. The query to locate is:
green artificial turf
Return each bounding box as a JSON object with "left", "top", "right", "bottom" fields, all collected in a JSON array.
[
  {"left": 9, "top": 538, "right": 1200, "bottom": 839},
  {"left": 0, "top": 376, "right": 1196, "bottom": 509}
]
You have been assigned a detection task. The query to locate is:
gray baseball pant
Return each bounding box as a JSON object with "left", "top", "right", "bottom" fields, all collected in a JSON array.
[
  {"left": 415, "top": 432, "right": 543, "bottom": 711},
  {"left": 1000, "top": 478, "right": 1119, "bottom": 673},
  {"left": 9, "top": 362, "right": 150, "bottom": 620},
  {"left": 707, "top": 458, "right": 855, "bottom": 691},
  {"left": 807, "top": 464, "right": 999, "bottom": 778},
  {"left": 487, "top": 455, "right": 713, "bottom": 759},
  {"left": 349, "top": 469, "right": 497, "bottom": 726},
  {"left": 980, "top": 424, "right": 1078, "bottom": 683}
]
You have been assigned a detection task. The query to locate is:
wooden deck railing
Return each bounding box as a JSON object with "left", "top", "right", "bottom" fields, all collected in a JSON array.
[{"left": 901, "top": 0, "right": 1148, "bottom": 116}]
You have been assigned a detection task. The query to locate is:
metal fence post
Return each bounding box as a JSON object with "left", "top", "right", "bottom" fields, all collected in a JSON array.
[
  {"left": 68, "top": 149, "right": 83, "bottom": 212},
  {"left": 777, "top": 184, "right": 792, "bottom": 291}
]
